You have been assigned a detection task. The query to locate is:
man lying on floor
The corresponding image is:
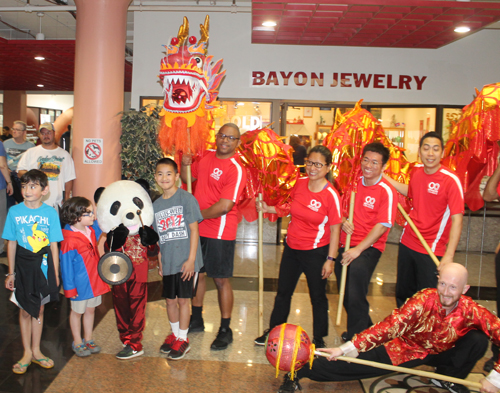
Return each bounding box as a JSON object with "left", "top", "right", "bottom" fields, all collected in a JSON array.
[{"left": 278, "top": 263, "right": 500, "bottom": 393}]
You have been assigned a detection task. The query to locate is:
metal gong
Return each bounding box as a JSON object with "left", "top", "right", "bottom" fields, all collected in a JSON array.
[{"left": 98, "top": 251, "right": 133, "bottom": 285}]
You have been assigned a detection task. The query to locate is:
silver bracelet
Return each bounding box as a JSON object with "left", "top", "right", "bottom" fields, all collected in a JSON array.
[{"left": 5, "top": 273, "right": 15, "bottom": 277}]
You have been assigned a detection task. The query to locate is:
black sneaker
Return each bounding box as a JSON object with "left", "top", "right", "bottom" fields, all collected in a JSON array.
[
  {"left": 278, "top": 372, "right": 302, "bottom": 392},
  {"left": 313, "top": 338, "right": 326, "bottom": 349},
  {"left": 160, "top": 333, "right": 177, "bottom": 354},
  {"left": 430, "top": 378, "right": 470, "bottom": 393},
  {"left": 254, "top": 329, "right": 270, "bottom": 346},
  {"left": 210, "top": 327, "right": 233, "bottom": 350},
  {"left": 168, "top": 338, "right": 190, "bottom": 360},
  {"left": 484, "top": 356, "right": 495, "bottom": 373},
  {"left": 189, "top": 316, "right": 205, "bottom": 332},
  {"left": 116, "top": 345, "right": 144, "bottom": 360}
]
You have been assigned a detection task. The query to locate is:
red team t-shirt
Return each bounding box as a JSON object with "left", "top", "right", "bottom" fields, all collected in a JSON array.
[
  {"left": 192, "top": 150, "right": 246, "bottom": 241},
  {"left": 285, "top": 178, "right": 342, "bottom": 250},
  {"left": 340, "top": 177, "right": 398, "bottom": 253},
  {"left": 400, "top": 165, "right": 464, "bottom": 256}
]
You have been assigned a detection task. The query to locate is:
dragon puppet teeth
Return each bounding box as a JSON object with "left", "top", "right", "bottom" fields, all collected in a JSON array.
[{"left": 162, "top": 73, "right": 208, "bottom": 110}]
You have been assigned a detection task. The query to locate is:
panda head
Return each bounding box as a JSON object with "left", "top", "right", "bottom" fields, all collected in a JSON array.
[{"left": 96, "top": 180, "right": 154, "bottom": 236}]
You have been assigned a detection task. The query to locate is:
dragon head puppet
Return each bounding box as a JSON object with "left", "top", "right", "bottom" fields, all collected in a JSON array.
[{"left": 158, "top": 15, "right": 225, "bottom": 161}]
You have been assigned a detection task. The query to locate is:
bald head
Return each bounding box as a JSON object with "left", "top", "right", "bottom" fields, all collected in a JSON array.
[
  {"left": 439, "top": 262, "right": 468, "bottom": 288},
  {"left": 437, "top": 263, "right": 470, "bottom": 312}
]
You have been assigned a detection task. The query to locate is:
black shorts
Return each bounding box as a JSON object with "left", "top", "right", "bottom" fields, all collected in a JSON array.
[
  {"left": 162, "top": 272, "right": 199, "bottom": 300},
  {"left": 200, "top": 236, "right": 235, "bottom": 278}
]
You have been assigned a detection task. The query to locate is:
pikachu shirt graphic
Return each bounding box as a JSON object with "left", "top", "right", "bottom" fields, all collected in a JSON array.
[{"left": 28, "top": 222, "right": 50, "bottom": 253}]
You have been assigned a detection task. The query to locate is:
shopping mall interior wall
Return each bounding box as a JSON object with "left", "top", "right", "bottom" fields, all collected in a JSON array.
[{"left": 132, "top": 11, "right": 500, "bottom": 108}]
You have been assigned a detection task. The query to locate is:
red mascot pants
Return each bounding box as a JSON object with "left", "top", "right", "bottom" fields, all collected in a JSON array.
[{"left": 111, "top": 269, "right": 147, "bottom": 352}]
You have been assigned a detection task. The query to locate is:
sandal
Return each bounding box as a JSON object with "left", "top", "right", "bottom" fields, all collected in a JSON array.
[
  {"left": 12, "top": 361, "right": 31, "bottom": 375},
  {"left": 32, "top": 357, "right": 54, "bottom": 369}
]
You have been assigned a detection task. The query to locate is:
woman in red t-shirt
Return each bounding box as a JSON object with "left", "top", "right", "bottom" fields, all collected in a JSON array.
[{"left": 254, "top": 145, "right": 342, "bottom": 348}]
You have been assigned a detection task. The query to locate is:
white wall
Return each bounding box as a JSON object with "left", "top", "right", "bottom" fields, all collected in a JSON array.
[
  {"left": 26, "top": 94, "right": 74, "bottom": 111},
  {"left": 132, "top": 11, "right": 500, "bottom": 109}
]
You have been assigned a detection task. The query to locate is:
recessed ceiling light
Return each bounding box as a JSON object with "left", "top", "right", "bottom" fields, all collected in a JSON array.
[
  {"left": 37, "top": 84, "right": 44, "bottom": 87},
  {"left": 262, "top": 21, "right": 277, "bottom": 27},
  {"left": 454, "top": 26, "right": 470, "bottom": 33},
  {"left": 34, "top": 56, "right": 45, "bottom": 61}
]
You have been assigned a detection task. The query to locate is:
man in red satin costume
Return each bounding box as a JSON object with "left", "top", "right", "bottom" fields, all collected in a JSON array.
[{"left": 279, "top": 263, "right": 500, "bottom": 393}]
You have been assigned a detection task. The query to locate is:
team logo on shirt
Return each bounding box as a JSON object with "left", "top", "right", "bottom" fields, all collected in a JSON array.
[
  {"left": 363, "top": 196, "right": 376, "bottom": 209},
  {"left": 427, "top": 182, "right": 440, "bottom": 195},
  {"left": 308, "top": 199, "right": 321, "bottom": 212},
  {"left": 210, "top": 168, "right": 223, "bottom": 181}
]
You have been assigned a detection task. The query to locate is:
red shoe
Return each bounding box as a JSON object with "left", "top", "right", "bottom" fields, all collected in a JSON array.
[
  {"left": 160, "top": 333, "right": 177, "bottom": 354},
  {"left": 168, "top": 338, "right": 190, "bottom": 360}
]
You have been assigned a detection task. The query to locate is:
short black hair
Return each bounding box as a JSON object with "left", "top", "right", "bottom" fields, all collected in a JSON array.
[
  {"left": 60, "top": 197, "right": 93, "bottom": 225},
  {"left": 308, "top": 145, "right": 332, "bottom": 166},
  {"left": 419, "top": 131, "right": 443, "bottom": 149},
  {"left": 363, "top": 142, "right": 390, "bottom": 166},
  {"left": 156, "top": 157, "right": 178, "bottom": 174},
  {"left": 20, "top": 169, "right": 48, "bottom": 189}
]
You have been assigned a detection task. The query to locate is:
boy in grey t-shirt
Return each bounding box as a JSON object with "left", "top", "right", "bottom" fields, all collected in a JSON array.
[{"left": 153, "top": 158, "right": 203, "bottom": 361}]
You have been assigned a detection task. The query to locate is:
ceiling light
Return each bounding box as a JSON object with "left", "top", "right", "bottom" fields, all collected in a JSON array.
[
  {"left": 262, "top": 21, "right": 277, "bottom": 27},
  {"left": 454, "top": 26, "right": 470, "bottom": 33},
  {"left": 34, "top": 56, "right": 45, "bottom": 61},
  {"left": 37, "top": 84, "right": 44, "bottom": 87}
]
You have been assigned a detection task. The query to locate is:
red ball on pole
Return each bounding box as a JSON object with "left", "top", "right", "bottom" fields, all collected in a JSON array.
[{"left": 265, "top": 324, "right": 315, "bottom": 378}]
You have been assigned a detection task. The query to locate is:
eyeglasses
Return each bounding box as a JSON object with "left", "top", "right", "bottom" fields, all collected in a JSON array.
[
  {"left": 216, "top": 133, "right": 240, "bottom": 142},
  {"left": 12, "top": 128, "right": 24, "bottom": 132},
  {"left": 305, "top": 160, "right": 326, "bottom": 168},
  {"left": 82, "top": 211, "right": 95, "bottom": 217}
]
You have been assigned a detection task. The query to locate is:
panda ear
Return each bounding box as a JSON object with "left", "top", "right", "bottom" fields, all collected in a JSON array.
[
  {"left": 94, "top": 187, "right": 105, "bottom": 204},
  {"left": 135, "top": 179, "right": 150, "bottom": 194}
]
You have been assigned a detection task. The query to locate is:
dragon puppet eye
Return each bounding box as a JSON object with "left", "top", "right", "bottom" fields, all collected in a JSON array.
[{"left": 191, "top": 56, "right": 203, "bottom": 68}]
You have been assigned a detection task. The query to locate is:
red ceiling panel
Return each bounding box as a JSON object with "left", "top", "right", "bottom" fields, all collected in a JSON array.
[
  {"left": 253, "top": 0, "right": 500, "bottom": 48},
  {"left": 0, "top": 38, "right": 131, "bottom": 92}
]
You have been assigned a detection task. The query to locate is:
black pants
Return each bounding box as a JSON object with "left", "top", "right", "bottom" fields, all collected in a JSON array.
[
  {"left": 334, "top": 247, "right": 381, "bottom": 341},
  {"left": 396, "top": 243, "right": 440, "bottom": 308},
  {"left": 269, "top": 243, "right": 329, "bottom": 340},
  {"left": 297, "top": 330, "right": 488, "bottom": 382}
]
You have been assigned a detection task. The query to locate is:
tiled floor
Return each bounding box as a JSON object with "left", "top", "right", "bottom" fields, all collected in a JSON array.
[{"left": 0, "top": 241, "right": 497, "bottom": 393}]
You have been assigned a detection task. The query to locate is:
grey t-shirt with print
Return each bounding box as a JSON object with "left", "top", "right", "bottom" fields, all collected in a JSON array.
[{"left": 153, "top": 188, "right": 204, "bottom": 275}]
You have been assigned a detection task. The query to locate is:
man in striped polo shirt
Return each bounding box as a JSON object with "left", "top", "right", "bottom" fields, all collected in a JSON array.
[
  {"left": 180, "top": 123, "right": 246, "bottom": 350},
  {"left": 386, "top": 132, "right": 464, "bottom": 307}
]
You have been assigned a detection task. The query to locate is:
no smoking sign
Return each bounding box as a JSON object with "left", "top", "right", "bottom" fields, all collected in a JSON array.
[{"left": 84, "top": 138, "right": 103, "bottom": 164}]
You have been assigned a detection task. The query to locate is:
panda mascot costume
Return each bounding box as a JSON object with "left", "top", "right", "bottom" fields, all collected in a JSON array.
[{"left": 96, "top": 180, "right": 159, "bottom": 359}]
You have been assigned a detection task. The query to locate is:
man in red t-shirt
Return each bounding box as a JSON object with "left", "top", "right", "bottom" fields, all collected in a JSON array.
[
  {"left": 483, "top": 160, "right": 500, "bottom": 372},
  {"left": 385, "top": 132, "right": 464, "bottom": 308},
  {"left": 180, "top": 123, "right": 246, "bottom": 351},
  {"left": 335, "top": 142, "right": 398, "bottom": 341}
]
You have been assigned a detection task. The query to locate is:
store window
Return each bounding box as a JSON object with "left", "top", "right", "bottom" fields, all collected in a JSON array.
[
  {"left": 139, "top": 97, "right": 272, "bottom": 134},
  {"left": 284, "top": 106, "right": 337, "bottom": 149},
  {"left": 369, "top": 107, "right": 436, "bottom": 162},
  {"left": 442, "top": 107, "right": 462, "bottom": 145}
]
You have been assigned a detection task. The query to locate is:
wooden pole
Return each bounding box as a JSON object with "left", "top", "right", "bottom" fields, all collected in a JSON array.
[
  {"left": 313, "top": 351, "right": 482, "bottom": 390},
  {"left": 258, "top": 193, "right": 264, "bottom": 336},
  {"left": 186, "top": 127, "right": 193, "bottom": 194},
  {"left": 336, "top": 191, "right": 356, "bottom": 326},
  {"left": 397, "top": 204, "right": 439, "bottom": 267}
]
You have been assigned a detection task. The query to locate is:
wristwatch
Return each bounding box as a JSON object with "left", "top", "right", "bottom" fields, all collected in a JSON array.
[{"left": 326, "top": 256, "right": 336, "bottom": 262}]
